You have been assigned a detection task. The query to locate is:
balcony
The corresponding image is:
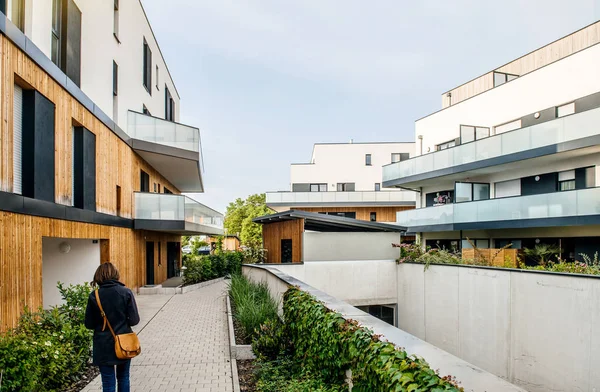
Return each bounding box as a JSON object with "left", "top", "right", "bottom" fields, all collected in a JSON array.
[
  {"left": 127, "top": 111, "right": 204, "bottom": 192},
  {"left": 133, "top": 192, "right": 223, "bottom": 235},
  {"left": 266, "top": 191, "right": 415, "bottom": 210},
  {"left": 383, "top": 107, "right": 600, "bottom": 189},
  {"left": 396, "top": 187, "right": 600, "bottom": 232}
]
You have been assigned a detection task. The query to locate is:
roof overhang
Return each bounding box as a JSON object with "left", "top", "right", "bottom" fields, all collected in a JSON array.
[
  {"left": 253, "top": 210, "right": 407, "bottom": 233},
  {"left": 131, "top": 139, "right": 204, "bottom": 193}
]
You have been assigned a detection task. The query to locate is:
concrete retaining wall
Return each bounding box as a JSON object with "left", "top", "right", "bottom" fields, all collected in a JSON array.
[
  {"left": 398, "top": 263, "right": 600, "bottom": 392},
  {"left": 303, "top": 232, "right": 400, "bottom": 261}
]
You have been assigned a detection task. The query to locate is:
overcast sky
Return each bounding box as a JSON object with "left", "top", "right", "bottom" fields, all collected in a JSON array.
[{"left": 142, "top": 0, "right": 599, "bottom": 213}]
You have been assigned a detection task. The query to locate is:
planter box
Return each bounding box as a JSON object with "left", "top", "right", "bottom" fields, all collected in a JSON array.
[{"left": 226, "top": 296, "right": 256, "bottom": 360}]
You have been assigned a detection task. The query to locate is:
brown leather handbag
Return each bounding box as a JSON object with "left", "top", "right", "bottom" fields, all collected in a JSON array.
[{"left": 95, "top": 289, "right": 141, "bottom": 359}]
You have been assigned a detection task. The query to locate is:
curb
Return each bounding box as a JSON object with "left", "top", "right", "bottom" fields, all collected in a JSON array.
[
  {"left": 226, "top": 296, "right": 256, "bottom": 360},
  {"left": 226, "top": 295, "right": 242, "bottom": 392}
]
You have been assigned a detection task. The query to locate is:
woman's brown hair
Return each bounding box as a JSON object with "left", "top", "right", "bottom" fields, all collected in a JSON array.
[{"left": 93, "top": 262, "right": 120, "bottom": 286}]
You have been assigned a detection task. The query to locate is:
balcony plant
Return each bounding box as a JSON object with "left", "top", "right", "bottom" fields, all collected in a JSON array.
[{"left": 522, "top": 244, "right": 561, "bottom": 266}]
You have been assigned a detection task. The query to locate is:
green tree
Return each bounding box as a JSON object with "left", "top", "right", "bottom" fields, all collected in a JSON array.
[{"left": 224, "top": 194, "right": 273, "bottom": 247}]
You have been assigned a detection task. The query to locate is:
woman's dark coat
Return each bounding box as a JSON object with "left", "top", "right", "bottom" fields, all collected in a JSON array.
[{"left": 84, "top": 280, "right": 140, "bottom": 366}]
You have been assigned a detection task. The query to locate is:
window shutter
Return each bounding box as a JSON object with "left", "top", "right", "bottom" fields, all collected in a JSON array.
[{"left": 13, "top": 84, "right": 23, "bottom": 194}]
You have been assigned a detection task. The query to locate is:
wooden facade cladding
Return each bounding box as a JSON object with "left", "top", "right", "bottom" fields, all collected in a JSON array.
[
  {"left": 297, "top": 206, "right": 414, "bottom": 222},
  {"left": 0, "top": 36, "right": 179, "bottom": 218},
  {"left": 442, "top": 21, "right": 600, "bottom": 108},
  {"left": 0, "top": 211, "right": 180, "bottom": 330},
  {"left": 262, "top": 219, "right": 304, "bottom": 264}
]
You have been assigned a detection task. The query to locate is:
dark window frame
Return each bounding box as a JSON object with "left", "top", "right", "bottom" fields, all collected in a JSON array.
[
  {"left": 336, "top": 183, "right": 355, "bottom": 192},
  {"left": 309, "top": 183, "right": 327, "bottom": 192},
  {"left": 454, "top": 181, "right": 490, "bottom": 203},
  {"left": 493, "top": 71, "right": 519, "bottom": 87},
  {"left": 459, "top": 124, "right": 490, "bottom": 145},
  {"left": 113, "top": 0, "right": 120, "bottom": 41},
  {"left": 143, "top": 38, "right": 152, "bottom": 95},
  {"left": 365, "top": 154, "right": 372, "bottom": 166},
  {"left": 51, "top": 0, "right": 61, "bottom": 66},
  {"left": 374, "top": 183, "right": 381, "bottom": 191},
  {"left": 370, "top": 212, "right": 377, "bottom": 222},
  {"left": 436, "top": 139, "right": 456, "bottom": 151},
  {"left": 112, "top": 61, "right": 118, "bottom": 96}
]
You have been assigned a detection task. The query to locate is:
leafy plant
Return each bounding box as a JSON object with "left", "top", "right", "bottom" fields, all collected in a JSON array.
[
  {"left": 224, "top": 194, "right": 274, "bottom": 247},
  {"left": 242, "top": 247, "right": 268, "bottom": 264},
  {"left": 252, "top": 318, "right": 291, "bottom": 361},
  {"left": 182, "top": 251, "right": 244, "bottom": 285},
  {"left": 523, "top": 244, "right": 561, "bottom": 266},
  {"left": 255, "top": 358, "right": 345, "bottom": 392}
]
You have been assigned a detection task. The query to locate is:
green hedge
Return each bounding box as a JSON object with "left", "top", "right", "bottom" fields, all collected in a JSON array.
[
  {"left": 0, "top": 283, "right": 93, "bottom": 392},
  {"left": 182, "top": 251, "right": 243, "bottom": 285},
  {"left": 283, "top": 287, "right": 463, "bottom": 392}
]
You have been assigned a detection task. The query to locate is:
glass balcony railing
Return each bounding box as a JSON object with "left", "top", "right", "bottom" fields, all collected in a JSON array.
[
  {"left": 134, "top": 192, "right": 223, "bottom": 228},
  {"left": 127, "top": 111, "right": 200, "bottom": 152},
  {"left": 396, "top": 187, "right": 600, "bottom": 228},
  {"left": 266, "top": 191, "right": 416, "bottom": 205},
  {"left": 383, "top": 107, "right": 600, "bottom": 182}
]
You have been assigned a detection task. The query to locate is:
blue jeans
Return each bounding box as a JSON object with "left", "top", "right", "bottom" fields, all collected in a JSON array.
[{"left": 99, "top": 361, "right": 131, "bottom": 392}]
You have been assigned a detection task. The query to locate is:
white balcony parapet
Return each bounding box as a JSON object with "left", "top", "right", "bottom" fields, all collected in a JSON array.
[
  {"left": 384, "top": 108, "right": 600, "bottom": 183},
  {"left": 127, "top": 111, "right": 200, "bottom": 152},
  {"left": 397, "top": 187, "right": 600, "bottom": 228},
  {"left": 134, "top": 192, "right": 223, "bottom": 229},
  {"left": 266, "top": 191, "right": 415, "bottom": 206}
]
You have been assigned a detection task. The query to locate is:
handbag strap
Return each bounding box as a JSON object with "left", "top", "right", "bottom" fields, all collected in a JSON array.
[{"left": 95, "top": 289, "right": 117, "bottom": 339}]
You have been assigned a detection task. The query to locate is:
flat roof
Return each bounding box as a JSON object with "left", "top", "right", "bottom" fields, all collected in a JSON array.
[{"left": 253, "top": 210, "right": 406, "bottom": 233}]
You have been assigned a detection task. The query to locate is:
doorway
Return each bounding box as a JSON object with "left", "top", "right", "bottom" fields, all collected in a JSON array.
[
  {"left": 146, "top": 241, "right": 155, "bottom": 285},
  {"left": 281, "top": 239, "right": 292, "bottom": 263},
  {"left": 167, "top": 242, "right": 179, "bottom": 278}
]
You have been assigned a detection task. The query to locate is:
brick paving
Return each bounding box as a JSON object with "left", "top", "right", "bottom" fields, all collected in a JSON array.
[{"left": 82, "top": 280, "right": 234, "bottom": 392}]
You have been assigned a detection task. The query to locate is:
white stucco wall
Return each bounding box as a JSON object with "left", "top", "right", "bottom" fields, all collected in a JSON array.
[
  {"left": 22, "top": 0, "right": 180, "bottom": 129},
  {"left": 275, "top": 260, "right": 398, "bottom": 306},
  {"left": 291, "top": 143, "right": 414, "bottom": 192},
  {"left": 42, "top": 238, "right": 100, "bottom": 308},
  {"left": 416, "top": 43, "right": 600, "bottom": 155},
  {"left": 397, "top": 263, "right": 600, "bottom": 392},
  {"left": 303, "top": 232, "right": 401, "bottom": 262}
]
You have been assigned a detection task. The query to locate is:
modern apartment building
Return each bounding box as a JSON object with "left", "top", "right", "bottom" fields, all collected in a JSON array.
[
  {"left": 267, "top": 142, "right": 416, "bottom": 222},
  {"left": 0, "top": 1, "right": 222, "bottom": 329},
  {"left": 383, "top": 21, "right": 600, "bottom": 260}
]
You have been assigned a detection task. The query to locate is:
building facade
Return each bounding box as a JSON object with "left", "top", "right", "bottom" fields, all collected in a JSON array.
[
  {"left": 383, "top": 21, "right": 600, "bottom": 260},
  {"left": 267, "top": 142, "right": 416, "bottom": 222},
  {"left": 0, "top": 1, "right": 222, "bottom": 330}
]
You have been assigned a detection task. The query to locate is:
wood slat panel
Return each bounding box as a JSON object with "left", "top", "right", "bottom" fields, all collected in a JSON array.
[
  {"left": 298, "top": 206, "right": 413, "bottom": 223},
  {"left": 262, "top": 219, "right": 304, "bottom": 264}
]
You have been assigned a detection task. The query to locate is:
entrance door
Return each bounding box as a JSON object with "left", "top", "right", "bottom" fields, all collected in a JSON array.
[
  {"left": 167, "top": 242, "right": 179, "bottom": 278},
  {"left": 281, "top": 239, "right": 292, "bottom": 263},
  {"left": 146, "top": 241, "right": 155, "bottom": 285}
]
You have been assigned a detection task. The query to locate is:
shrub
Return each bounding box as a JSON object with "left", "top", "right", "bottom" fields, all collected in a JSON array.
[
  {"left": 255, "top": 358, "right": 345, "bottom": 392},
  {"left": 242, "top": 247, "right": 268, "bottom": 264},
  {"left": 252, "top": 318, "right": 290, "bottom": 361},
  {"left": 283, "top": 287, "right": 463, "bottom": 391},
  {"left": 228, "top": 274, "right": 278, "bottom": 341},
  {"left": 183, "top": 252, "right": 244, "bottom": 285}
]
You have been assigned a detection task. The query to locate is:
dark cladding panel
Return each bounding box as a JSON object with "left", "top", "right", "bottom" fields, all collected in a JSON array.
[
  {"left": 521, "top": 172, "right": 557, "bottom": 196},
  {"left": 61, "top": 0, "right": 81, "bottom": 86},
  {"left": 22, "top": 90, "right": 55, "bottom": 202},
  {"left": 74, "top": 126, "right": 96, "bottom": 210}
]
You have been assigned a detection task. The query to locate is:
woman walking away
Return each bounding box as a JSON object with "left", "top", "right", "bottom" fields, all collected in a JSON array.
[{"left": 85, "top": 263, "right": 140, "bottom": 392}]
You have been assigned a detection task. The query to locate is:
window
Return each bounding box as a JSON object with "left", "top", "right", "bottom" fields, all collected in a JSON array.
[
  {"left": 112, "top": 61, "right": 118, "bottom": 96},
  {"left": 322, "top": 211, "right": 356, "bottom": 219},
  {"left": 495, "top": 179, "right": 521, "bottom": 198},
  {"left": 310, "top": 184, "right": 327, "bottom": 192},
  {"left": 436, "top": 139, "right": 456, "bottom": 151},
  {"left": 337, "top": 183, "right": 355, "bottom": 192},
  {"left": 7, "top": 0, "right": 25, "bottom": 32},
  {"left": 460, "top": 125, "right": 489, "bottom": 144},
  {"left": 374, "top": 183, "right": 381, "bottom": 191},
  {"left": 13, "top": 84, "right": 23, "bottom": 195},
  {"left": 143, "top": 38, "right": 152, "bottom": 94},
  {"left": 73, "top": 126, "right": 97, "bottom": 210},
  {"left": 391, "top": 153, "right": 409, "bottom": 163},
  {"left": 153, "top": 183, "right": 157, "bottom": 192},
  {"left": 140, "top": 170, "right": 150, "bottom": 192},
  {"left": 493, "top": 71, "right": 518, "bottom": 87},
  {"left": 557, "top": 102, "right": 575, "bottom": 118},
  {"left": 365, "top": 154, "right": 372, "bottom": 166},
  {"left": 164, "top": 187, "right": 172, "bottom": 194},
  {"left": 156, "top": 65, "right": 159, "bottom": 90},
  {"left": 455, "top": 182, "right": 489, "bottom": 203},
  {"left": 494, "top": 119, "right": 521, "bottom": 135},
  {"left": 559, "top": 170, "right": 576, "bottom": 191},
  {"left": 51, "top": 0, "right": 61, "bottom": 66},
  {"left": 113, "top": 0, "right": 119, "bottom": 40},
  {"left": 370, "top": 212, "right": 376, "bottom": 222},
  {"left": 116, "top": 185, "right": 122, "bottom": 216},
  {"left": 142, "top": 105, "right": 151, "bottom": 115},
  {"left": 586, "top": 167, "right": 596, "bottom": 188},
  {"left": 461, "top": 239, "right": 490, "bottom": 249},
  {"left": 165, "top": 86, "right": 175, "bottom": 121}
]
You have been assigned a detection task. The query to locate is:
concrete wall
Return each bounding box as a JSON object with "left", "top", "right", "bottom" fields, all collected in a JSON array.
[
  {"left": 42, "top": 237, "right": 100, "bottom": 308},
  {"left": 397, "top": 263, "right": 600, "bottom": 392},
  {"left": 291, "top": 143, "right": 414, "bottom": 192},
  {"left": 303, "top": 231, "right": 401, "bottom": 262},
  {"left": 274, "top": 260, "right": 397, "bottom": 306},
  {"left": 243, "top": 264, "right": 524, "bottom": 392}
]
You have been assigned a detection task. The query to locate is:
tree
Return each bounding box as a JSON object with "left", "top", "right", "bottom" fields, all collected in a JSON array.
[{"left": 224, "top": 194, "right": 273, "bottom": 248}]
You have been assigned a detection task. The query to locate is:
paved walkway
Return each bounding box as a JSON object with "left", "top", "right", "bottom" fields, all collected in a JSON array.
[{"left": 82, "top": 280, "right": 234, "bottom": 392}]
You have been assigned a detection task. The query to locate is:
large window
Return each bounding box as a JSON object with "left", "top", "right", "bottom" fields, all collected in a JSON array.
[
  {"left": 436, "top": 139, "right": 456, "bottom": 151},
  {"left": 558, "top": 170, "right": 576, "bottom": 191},
  {"left": 165, "top": 86, "right": 175, "bottom": 121},
  {"left": 51, "top": 0, "right": 61, "bottom": 66},
  {"left": 50, "top": 0, "right": 81, "bottom": 86},
  {"left": 460, "top": 125, "right": 489, "bottom": 144},
  {"left": 455, "top": 182, "right": 489, "bottom": 203},
  {"left": 13, "top": 84, "right": 23, "bottom": 194},
  {"left": 143, "top": 38, "right": 152, "bottom": 94},
  {"left": 495, "top": 179, "right": 521, "bottom": 198},
  {"left": 365, "top": 154, "right": 372, "bottom": 166},
  {"left": 310, "top": 184, "right": 327, "bottom": 192},
  {"left": 391, "top": 153, "right": 409, "bottom": 163},
  {"left": 337, "top": 183, "right": 355, "bottom": 192},
  {"left": 493, "top": 71, "right": 518, "bottom": 87},
  {"left": 7, "top": 0, "right": 25, "bottom": 32}
]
